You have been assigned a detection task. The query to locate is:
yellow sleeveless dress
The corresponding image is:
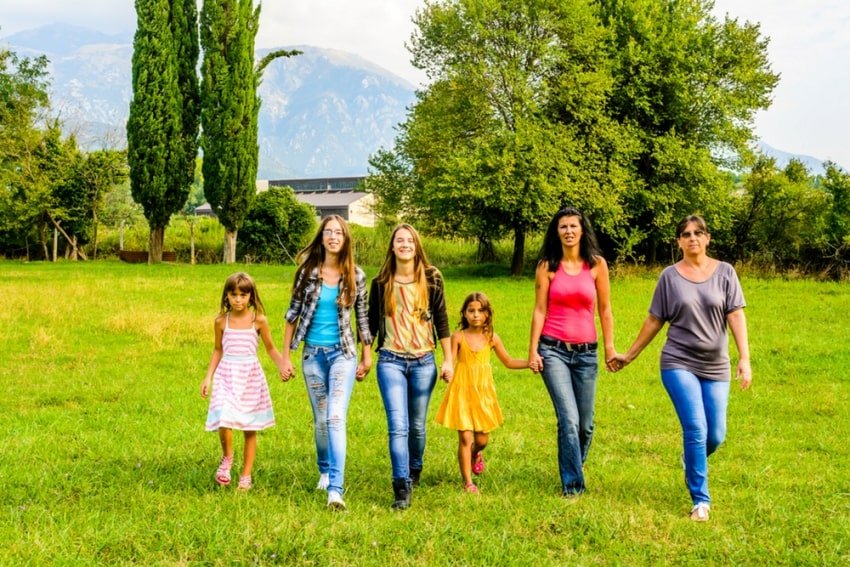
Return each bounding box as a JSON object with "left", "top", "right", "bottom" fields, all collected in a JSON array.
[{"left": 435, "top": 332, "right": 503, "bottom": 432}]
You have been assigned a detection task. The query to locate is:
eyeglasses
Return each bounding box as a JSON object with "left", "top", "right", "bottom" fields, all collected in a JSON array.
[
  {"left": 679, "top": 230, "right": 706, "bottom": 238},
  {"left": 322, "top": 229, "right": 344, "bottom": 237}
]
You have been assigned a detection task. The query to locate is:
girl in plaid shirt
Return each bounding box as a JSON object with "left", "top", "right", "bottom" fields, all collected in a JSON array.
[{"left": 282, "top": 215, "right": 372, "bottom": 510}]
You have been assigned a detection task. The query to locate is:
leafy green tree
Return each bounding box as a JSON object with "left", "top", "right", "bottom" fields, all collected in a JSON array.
[
  {"left": 375, "top": 0, "right": 612, "bottom": 274},
  {"left": 596, "top": 0, "right": 779, "bottom": 261},
  {"left": 238, "top": 186, "right": 315, "bottom": 263},
  {"left": 732, "top": 156, "right": 827, "bottom": 267},
  {"left": 821, "top": 162, "right": 850, "bottom": 276},
  {"left": 127, "top": 0, "right": 199, "bottom": 263},
  {"left": 200, "top": 0, "right": 298, "bottom": 263}
]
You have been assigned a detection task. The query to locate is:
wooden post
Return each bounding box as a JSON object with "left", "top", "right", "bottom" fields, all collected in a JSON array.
[
  {"left": 190, "top": 217, "right": 196, "bottom": 265},
  {"left": 53, "top": 228, "right": 58, "bottom": 262},
  {"left": 119, "top": 220, "right": 125, "bottom": 251}
]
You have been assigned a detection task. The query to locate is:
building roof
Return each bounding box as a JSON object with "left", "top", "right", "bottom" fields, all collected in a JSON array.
[{"left": 297, "top": 191, "right": 369, "bottom": 208}]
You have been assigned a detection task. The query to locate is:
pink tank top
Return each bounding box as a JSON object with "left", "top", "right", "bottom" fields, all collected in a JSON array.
[{"left": 540, "top": 262, "right": 597, "bottom": 343}]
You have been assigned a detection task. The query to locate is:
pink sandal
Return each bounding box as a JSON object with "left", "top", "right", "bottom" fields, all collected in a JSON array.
[
  {"left": 237, "top": 475, "right": 252, "bottom": 491},
  {"left": 472, "top": 451, "right": 485, "bottom": 475},
  {"left": 215, "top": 455, "right": 233, "bottom": 486}
]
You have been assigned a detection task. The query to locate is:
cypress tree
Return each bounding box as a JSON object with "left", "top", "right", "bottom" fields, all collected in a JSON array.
[
  {"left": 127, "top": 0, "right": 199, "bottom": 263},
  {"left": 200, "top": 0, "right": 297, "bottom": 263}
]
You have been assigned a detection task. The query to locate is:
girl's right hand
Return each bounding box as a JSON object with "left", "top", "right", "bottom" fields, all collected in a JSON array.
[{"left": 200, "top": 378, "right": 211, "bottom": 398}]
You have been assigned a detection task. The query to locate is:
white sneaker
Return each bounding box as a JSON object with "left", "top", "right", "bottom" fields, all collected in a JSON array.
[
  {"left": 316, "top": 473, "right": 329, "bottom": 490},
  {"left": 690, "top": 503, "right": 710, "bottom": 522},
  {"left": 327, "top": 490, "right": 346, "bottom": 510}
]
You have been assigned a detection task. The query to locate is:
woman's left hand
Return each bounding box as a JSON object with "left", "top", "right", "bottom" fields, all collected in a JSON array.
[{"left": 737, "top": 359, "right": 752, "bottom": 390}]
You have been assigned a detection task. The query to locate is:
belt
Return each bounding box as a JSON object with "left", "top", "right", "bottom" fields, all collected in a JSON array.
[{"left": 539, "top": 336, "right": 597, "bottom": 353}]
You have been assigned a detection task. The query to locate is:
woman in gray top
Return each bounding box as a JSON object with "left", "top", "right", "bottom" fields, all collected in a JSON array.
[{"left": 611, "top": 215, "right": 752, "bottom": 522}]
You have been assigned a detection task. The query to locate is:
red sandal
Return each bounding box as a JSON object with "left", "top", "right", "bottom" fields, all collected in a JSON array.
[{"left": 472, "top": 451, "right": 485, "bottom": 475}]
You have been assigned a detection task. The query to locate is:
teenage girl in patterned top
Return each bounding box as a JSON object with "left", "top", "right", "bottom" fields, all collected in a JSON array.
[{"left": 201, "top": 272, "right": 289, "bottom": 491}]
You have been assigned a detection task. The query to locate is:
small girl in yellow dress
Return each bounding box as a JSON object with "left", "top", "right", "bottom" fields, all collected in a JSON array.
[{"left": 435, "top": 292, "right": 528, "bottom": 493}]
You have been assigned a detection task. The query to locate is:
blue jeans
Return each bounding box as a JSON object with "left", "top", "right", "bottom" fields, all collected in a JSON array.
[
  {"left": 538, "top": 343, "right": 598, "bottom": 494},
  {"left": 302, "top": 344, "right": 357, "bottom": 494},
  {"left": 376, "top": 350, "right": 437, "bottom": 481},
  {"left": 661, "top": 368, "right": 729, "bottom": 506}
]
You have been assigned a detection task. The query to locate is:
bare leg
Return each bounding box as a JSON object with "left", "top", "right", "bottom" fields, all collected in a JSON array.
[
  {"left": 241, "top": 431, "right": 257, "bottom": 478},
  {"left": 219, "top": 428, "right": 234, "bottom": 458},
  {"left": 458, "top": 430, "right": 474, "bottom": 485}
]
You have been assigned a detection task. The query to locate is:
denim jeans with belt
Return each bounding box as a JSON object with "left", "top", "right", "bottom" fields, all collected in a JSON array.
[
  {"left": 376, "top": 350, "right": 437, "bottom": 481},
  {"left": 661, "top": 368, "right": 729, "bottom": 506},
  {"left": 538, "top": 341, "right": 598, "bottom": 495},
  {"left": 302, "top": 344, "right": 357, "bottom": 495}
]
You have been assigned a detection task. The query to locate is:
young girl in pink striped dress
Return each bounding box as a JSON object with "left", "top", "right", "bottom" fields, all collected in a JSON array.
[{"left": 201, "top": 272, "right": 290, "bottom": 490}]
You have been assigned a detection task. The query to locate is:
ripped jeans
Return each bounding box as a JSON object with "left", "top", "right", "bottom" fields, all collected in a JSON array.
[{"left": 302, "top": 344, "right": 357, "bottom": 494}]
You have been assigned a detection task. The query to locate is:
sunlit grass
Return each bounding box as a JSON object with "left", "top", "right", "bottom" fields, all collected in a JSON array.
[{"left": 1, "top": 260, "right": 848, "bottom": 565}]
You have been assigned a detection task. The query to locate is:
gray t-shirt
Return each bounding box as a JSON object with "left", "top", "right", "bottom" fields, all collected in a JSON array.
[{"left": 649, "top": 262, "right": 746, "bottom": 381}]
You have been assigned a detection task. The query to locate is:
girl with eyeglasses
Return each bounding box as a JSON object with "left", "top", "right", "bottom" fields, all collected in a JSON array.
[
  {"left": 282, "top": 215, "right": 372, "bottom": 510},
  {"left": 611, "top": 214, "right": 752, "bottom": 522}
]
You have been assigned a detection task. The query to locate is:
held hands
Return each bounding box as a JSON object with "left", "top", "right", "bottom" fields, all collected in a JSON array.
[
  {"left": 606, "top": 353, "right": 630, "bottom": 373},
  {"left": 355, "top": 359, "right": 372, "bottom": 381},
  {"left": 279, "top": 358, "right": 294, "bottom": 382},
  {"left": 440, "top": 359, "right": 453, "bottom": 383},
  {"left": 528, "top": 352, "right": 543, "bottom": 374}
]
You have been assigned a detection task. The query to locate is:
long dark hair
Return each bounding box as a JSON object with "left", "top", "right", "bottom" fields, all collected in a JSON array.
[
  {"left": 458, "top": 291, "right": 494, "bottom": 340},
  {"left": 292, "top": 215, "right": 357, "bottom": 308},
  {"left": 539, "top": 207, "right": 602, "bottom": 271}
]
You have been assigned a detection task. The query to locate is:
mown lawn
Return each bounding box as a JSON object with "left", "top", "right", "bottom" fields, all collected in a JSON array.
[{"left": 1, "top": 261, "right": 848, "bottom": 565}]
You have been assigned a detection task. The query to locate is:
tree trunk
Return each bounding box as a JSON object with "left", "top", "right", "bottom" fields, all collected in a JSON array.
[
  {"left": 477, "top": 234, "right": 496, "bottom": 262},
  {"left": 149, "top": 227, "right": 165, "bottom": 263},
  {"left": 223, "top": 229, "right": 238, "bottom": 264},
  {"left": 511, "top": 226, "right": 526, "bottom": 276},
  {"left": 119, "top": 221, "right": 125, "bottom": 251},
  {"left": 52, "top": 228, "right": 58, "bottom": 262}
]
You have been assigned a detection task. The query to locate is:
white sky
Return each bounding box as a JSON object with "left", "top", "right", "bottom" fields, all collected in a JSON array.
[{"left": 1, "top": 0, "right": 848, "bottom": 168}]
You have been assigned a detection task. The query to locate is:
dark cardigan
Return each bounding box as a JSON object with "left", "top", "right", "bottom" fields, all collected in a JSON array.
[{"left": 368, "top": 266, "right": 450, "bottom": 352}]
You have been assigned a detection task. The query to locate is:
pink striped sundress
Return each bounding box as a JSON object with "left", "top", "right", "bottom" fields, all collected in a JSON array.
[{"left": 205, "top": 315, "right": 275, "bottom": 431}]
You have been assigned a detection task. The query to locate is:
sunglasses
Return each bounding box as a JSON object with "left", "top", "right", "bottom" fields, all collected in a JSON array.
[{"left": 679, "top": 230, "right": 706, "bottom": 238}]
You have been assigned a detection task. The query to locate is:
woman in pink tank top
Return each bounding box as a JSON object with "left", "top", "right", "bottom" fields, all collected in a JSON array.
[{"left": 528, "top": 207, "right": 616, "bottom": 496}]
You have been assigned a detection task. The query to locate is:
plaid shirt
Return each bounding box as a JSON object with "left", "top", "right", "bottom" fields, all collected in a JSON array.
[{"left": 285, "top": 266, "right": 372, "bottom": 358}]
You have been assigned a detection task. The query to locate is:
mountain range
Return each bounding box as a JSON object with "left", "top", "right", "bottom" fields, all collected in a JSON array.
[
  {"left": 2, "top": 23, "right": 416, "bottom": 179},
  {"left": 1, "top": 23, "right": 840, "bottom": 178}
]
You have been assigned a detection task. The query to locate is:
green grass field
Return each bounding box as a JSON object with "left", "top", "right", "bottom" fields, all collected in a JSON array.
[{"left": 2, "top": 261, "right": 848, "bottom": 565}]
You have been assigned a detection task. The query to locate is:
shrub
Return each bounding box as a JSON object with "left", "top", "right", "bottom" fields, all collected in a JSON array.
[{"left": 238, "top": 187, "right": 315, "bottom": 264}]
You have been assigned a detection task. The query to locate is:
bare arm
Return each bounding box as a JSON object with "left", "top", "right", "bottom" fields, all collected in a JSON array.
[
  {"left": 281, "top": 320, "right": 296, "bottom": 380},
  {"left": 593, "top": 257, "right": 616, "bottom": 369},
  {"left": 200, "top": 317, "right": 225, "bottom": 397},
  {"left": 726, "top": 308, "right": 752, "bottom": 389},
  {"left": 492, "top": 334, "right": 529, "bottom": 370},
  {"left": 612, "top": 314, "right": 665, "bottom": 370},
  {"left": 256, "top": 315, "right": 290, "bottom": 382},
  {"left": 528, "top": 262, "right": 550, "bottom": 373},
  {"left": 439, "top": 336, "right": 454, "bottom": 383}
]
